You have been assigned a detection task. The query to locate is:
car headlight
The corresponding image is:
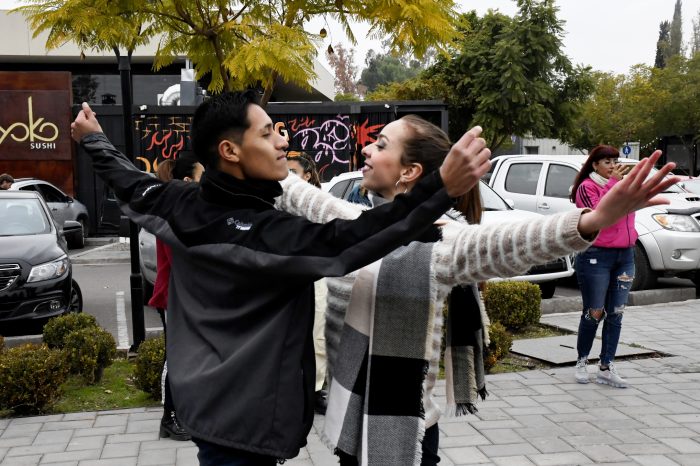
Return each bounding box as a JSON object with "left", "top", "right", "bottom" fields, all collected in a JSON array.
[
  {"left": 652, "top": 214, "right": 700, "bottom": 232},
  {"left": 27, "top": 256, "right": 70, "bottom": 283}
]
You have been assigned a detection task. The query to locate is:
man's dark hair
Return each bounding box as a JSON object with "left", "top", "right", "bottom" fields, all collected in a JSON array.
[
  {"left": 191, "top": 90, "right": 260, "bottom": 169},
  {"left": 0, "top": 173, "right": 14, "bottom": 184}
]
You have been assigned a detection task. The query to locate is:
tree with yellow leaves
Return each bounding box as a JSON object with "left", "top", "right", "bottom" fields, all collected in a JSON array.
[{"left": 15, "top": 0, "right": 458, "bottom": 106}]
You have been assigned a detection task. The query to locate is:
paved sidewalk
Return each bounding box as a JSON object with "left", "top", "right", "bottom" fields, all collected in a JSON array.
[{"left": 2, "top": 301, "right": 700, "bottom": 465}]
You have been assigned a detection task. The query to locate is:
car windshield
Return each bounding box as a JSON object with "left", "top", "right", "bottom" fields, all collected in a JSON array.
[
  {"left": 480, "top": 181, "right": 511, "bottom": 211},
  {"left": 0, "top": 198, "right": 51, "bottom": 236},
  {"left": 618, "top": 163, "right": 686, "bottom": 193}
]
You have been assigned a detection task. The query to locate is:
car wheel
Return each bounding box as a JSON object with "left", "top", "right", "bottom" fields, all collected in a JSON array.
[
  {"left": 632, "top": 245, "right": 656, "bottom": 291},
  {"left": 69, "top": 279, "right": 83, "bottom": 313},
  {"left": 538, "top": 281, "right": 556, "bottom": 299},
  {"left": 67, "top": 229, "right": 85, "bottom": 249},
  {"left": 78, "top": 217, "right": 89, "bottom": 240}
]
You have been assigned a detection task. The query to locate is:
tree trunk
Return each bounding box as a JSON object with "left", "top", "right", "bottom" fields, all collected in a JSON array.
[{"left": 260, "top": 71, "right": 279, "bottom": 108}]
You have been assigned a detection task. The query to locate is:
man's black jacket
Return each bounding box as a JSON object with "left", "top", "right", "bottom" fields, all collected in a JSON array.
[{"left": 81, "top": 132, "right": 454, "bottom": 459}]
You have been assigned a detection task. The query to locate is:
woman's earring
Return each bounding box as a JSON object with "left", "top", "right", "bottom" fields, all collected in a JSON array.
[{"left": 395, "top": 179, "right": 408, "bottom": 194}]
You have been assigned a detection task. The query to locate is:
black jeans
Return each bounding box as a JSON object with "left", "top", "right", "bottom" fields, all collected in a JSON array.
[
  {"left": 338, "top": 423, "right": 440, "bottom": 465},
  {"left": 193, "top": 438, "right": 277, "bottom": 466}
]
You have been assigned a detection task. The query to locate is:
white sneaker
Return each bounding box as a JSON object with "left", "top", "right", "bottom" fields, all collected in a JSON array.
[
  {"left": 574, "top": 358, "right": 589, "bottom": 384},
  {"left": 596, "top": 363, "right": 628, "bottom": 388}
]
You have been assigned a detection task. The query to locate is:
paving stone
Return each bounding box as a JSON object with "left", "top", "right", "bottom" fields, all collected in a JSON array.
[
  {"left": 442, "top": 446, "right": 490, "bottom": 464},
  {"left": 669, "top": 453, "right": 700, "bottom": 466},
  {"left": 40, "top": 448, "right": 101, "bottom": 463},
  {"left": 0, "top": 437, "right": 33, "bottom": 448},
  {"left": 100, "top": 441, "right": 139, "bottom": 459},
  {"left": 41, "top": 420, "right": 94, "bottom": 431},
  {"left": 614, "top": 442, "right": 676, "bottom": 455},
  {"left": 126, "top": 419, "right": 160, "bottom": 434},
  {"left": 628, "top": 454, "right": 683, "bottom": 466},
  {"left": 138, "top": 447, "right": 177, "bottom": 465},
  {"left": 127, "top": 411, "right": 163, "bottom": 422},
  {"left": 638, "top": 427, "right": 698, "bottom": 438},
  {"left": 479, "top": 429, "right": 524, "bottom": 445},
  {"left": 141, "top": 439, "right": 193, "bottom": 451},
  {"left": 105, "top": 432, "right": 159, "bottom": 443},
  {"left": 62, "top": 412, "right": 96, "bottom": 421},
  {"left": 73, "top": 426, "right": 126, "bottom": 437},
  {"left": 492, "top": 456, "right": 536, "bottom": 466},
  {"left": 478, "top": 442, "right": 539, "bottom": 457},
  {"left": 527, "top": 451, "right": 593, "bottom": 465},
  {"left": 2, "top": 423, "right": 41, "bottom": 438},
  {"left": 0, "top": 454, "right": 42, "bottom": 465},
  {"left": 66, "top": 435, "right": 105, "bottom": 451},
  {"left": 33, "top": 430, "right": 72, "bottom": 445},
  {"left": 7, "top": 443, "right": 69, "bottom": 457},
  {"left": 526, "top": 437, "right": 575, "bottom": 454},
  {"left": 658, "top": 437, "right": 700, "bottom": 453},
  {"left": 438, "top": 434, "right": 491, "bottom": 447},
  {"left": 577, "top": 444, "right": 629, "bottom": 463},
  {"left": 93, "top": 415, "right": 128, "bottom": 428},
  {"left": 79, "top": 459, "right": 137, "bottom": 466},
  {"left": 439, "top": 422, "right": 481, "bottom": 436},
  {"left": 10, "top": 415, "right": 62, "bottom": 425}
]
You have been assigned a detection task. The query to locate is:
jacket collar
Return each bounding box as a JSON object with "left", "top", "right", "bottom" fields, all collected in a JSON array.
[{"left": 200, "top": 169, "right": 283, "bottom": 210}]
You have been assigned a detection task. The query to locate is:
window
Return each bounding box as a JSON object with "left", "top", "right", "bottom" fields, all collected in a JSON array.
[
  {"left": 525, "top": 146, "right": 539, "bottom": 154},
  {"left": 329, "top": 180, "right": 351, "bottom": 199},
  {"left": 504, "top": 163, "right": 542, "bottom": 195},
  {"left": 37, "top": 185, "right": 66, "bottom": 203},
  {"left": 544, "top": 164, "right": 578, "bottom": 198}
]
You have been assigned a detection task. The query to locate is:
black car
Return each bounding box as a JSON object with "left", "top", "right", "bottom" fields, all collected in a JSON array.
[{"left": 0, "top": 191, "right": 83, "bottom": 335}]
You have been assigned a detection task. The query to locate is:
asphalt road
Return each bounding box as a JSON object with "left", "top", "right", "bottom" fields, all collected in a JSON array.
[{"left": 72, "top": 262, "right": 163, "bottom": 348}]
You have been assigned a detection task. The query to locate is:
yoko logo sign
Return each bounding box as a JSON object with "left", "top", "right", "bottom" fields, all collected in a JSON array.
[
  {"left": 0, "top": 91, "right": 71, "bottom": 161},
  {"left": 0, "top": 96, "right": 59, "bottom": 148}
]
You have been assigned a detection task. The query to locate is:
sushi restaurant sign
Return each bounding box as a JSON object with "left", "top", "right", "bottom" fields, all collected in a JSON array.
[{"left": 0, "top": 90, "right": 71, "bottom": 161}]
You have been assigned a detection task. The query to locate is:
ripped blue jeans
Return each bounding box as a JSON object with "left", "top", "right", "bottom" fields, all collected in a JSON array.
[{"left": 576, "top": 246, "right": 635, "bottom": 366}]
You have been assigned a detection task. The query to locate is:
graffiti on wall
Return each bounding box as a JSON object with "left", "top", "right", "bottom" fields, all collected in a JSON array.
[
  {"left": 130, "top": 112, "right": 388, "bottom": 181},
  {"left": 133, "top": 115, "right": 192, "bottom": 173}
]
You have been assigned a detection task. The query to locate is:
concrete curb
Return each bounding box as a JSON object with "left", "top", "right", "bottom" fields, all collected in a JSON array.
[{"left": 541, "top": 286, "right": 697, "bottom": 314}]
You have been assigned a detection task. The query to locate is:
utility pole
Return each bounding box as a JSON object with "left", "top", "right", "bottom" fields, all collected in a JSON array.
[{"left": 119, "top": 55, "right": 145, "bottom": 351}]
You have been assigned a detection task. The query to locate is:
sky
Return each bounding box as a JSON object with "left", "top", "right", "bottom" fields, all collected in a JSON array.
[
  {"left": 5, "top": 0, "right": 700, "bottom": 76},
  {"left": 311, "top": 0, "right": 700, "bottom": 76}
]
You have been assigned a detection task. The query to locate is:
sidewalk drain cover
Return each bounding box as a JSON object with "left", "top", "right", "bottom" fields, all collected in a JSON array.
[{"left": 511, "top": 335, "right": 655, "bottom": 365}]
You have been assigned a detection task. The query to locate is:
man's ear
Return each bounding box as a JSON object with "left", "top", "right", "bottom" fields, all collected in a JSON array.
[
  {"left": 401, "top": 163, "right": 424, "bottom": 184},
  {"left": 218, "top": 139, "right": 240, "bottom": 163}
]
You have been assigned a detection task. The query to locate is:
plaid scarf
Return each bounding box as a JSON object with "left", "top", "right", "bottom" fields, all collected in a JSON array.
[{"left": 323, "top": 241, "right": 487, "bottom": 465}]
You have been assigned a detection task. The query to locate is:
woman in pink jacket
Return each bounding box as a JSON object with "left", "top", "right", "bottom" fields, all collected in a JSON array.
[{"left": 571, "top": 145, "right": 635, "bottom": 388}]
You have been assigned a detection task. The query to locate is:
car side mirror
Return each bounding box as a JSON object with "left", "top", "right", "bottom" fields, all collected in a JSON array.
[
  {"left": 62, "top": 220, "right": 82, "bottom": 237},
  {"left": 65, "top": 196, "right": 74, "bottom": 203}
]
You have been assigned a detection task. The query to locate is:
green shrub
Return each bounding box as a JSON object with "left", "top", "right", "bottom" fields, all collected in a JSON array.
[
  {"left": 63, "top": 327, "right": 117, "bottom": 384},
  {"left": 134, "top": 336, "right": 165, "bottom": 400},
  {"left": 483, "top": 281, "right": 541, "bottom": 330},
  {"left": 0, "top": 344, "right": 68, "bottom": 414},
  {"left": 0, "top": 335, "right": 4, "bottom": 352},
  {"left": 43, "top": 313, "right": 98, "bottom": 349},
  {"left": 484, "top": 322, "right": 513, "bottom": 372}
]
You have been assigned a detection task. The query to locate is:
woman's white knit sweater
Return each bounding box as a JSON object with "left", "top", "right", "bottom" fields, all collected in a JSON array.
[{"left": 276, "top": 175, "right": 593, "bottom": 427}]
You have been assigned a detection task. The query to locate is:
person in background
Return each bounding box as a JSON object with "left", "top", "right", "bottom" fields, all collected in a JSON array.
[
  {"left": 149, "top": 153, "right": 204, "bottom": 440},
  {"left": 0, "top": 173, "right": 14, "bottom": 190},
  {"left": 286, "top": 152, "right": 329, "bottom": 414},
  {"left": 571, "top": 145, "right": 635, "bottom": 388}
]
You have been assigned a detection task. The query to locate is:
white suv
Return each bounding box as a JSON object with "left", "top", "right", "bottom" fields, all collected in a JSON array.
[
  {"left": 485, "top": 154, "right": 700, "bottom": 290},
  {"left": 323, "top": 171, "right": 575, "bottom": 298}
]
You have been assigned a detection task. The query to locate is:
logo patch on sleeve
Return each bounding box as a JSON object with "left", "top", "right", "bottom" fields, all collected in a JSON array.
[{"left": 227, "top": 218, "right": 252, "bottom": 231}]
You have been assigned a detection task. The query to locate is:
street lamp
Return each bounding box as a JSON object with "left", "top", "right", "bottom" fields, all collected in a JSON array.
[{"left": 118, "top": 55, "right": 145, "bottom": 351}]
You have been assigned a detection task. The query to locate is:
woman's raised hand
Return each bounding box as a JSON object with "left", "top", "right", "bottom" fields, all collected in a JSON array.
[{"left": 578, "top": 151, "right": 679, "bottom": 236}]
